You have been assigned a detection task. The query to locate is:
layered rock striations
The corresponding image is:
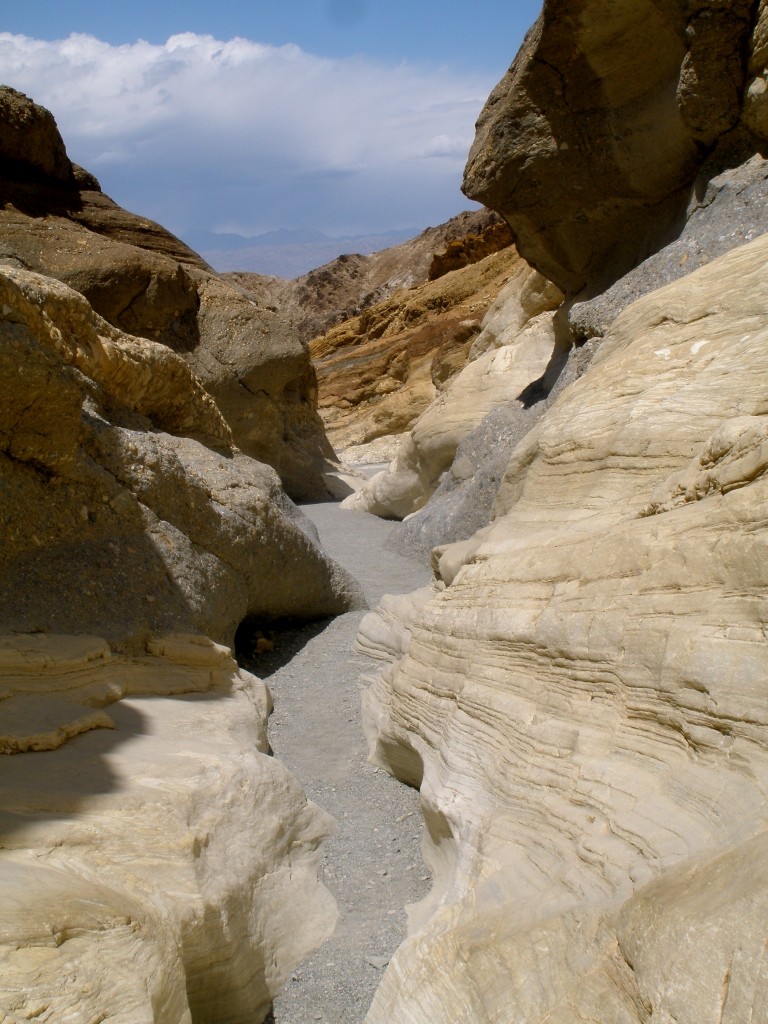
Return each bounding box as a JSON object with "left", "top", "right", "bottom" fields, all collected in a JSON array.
[
  {"left": 351, "top": 0, "right": 768, "bottom": 544},
  {"left": 357, "top": 2, "right": 768, "bottom": 1020},
  {"left": 363, "top": 230, "right": 768, "bottom": 1024},
  {"left": 227, "top": 209, "right": 510, "bottom": 351},
  {"left": 310, "top": 242, "right": 522, "bottom": 458},
  {"left": 0, "top": 89, "right": 365, "bottom": 1023},
  {"left": 341, "top": 255, "right": 563, "bottom": 518},
  {"left": 0, "top": 85, "right": 337, "bottom": 500}
]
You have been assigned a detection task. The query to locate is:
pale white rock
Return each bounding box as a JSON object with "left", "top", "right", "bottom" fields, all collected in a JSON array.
[
  {"left": 342, "top": 264, "right": 562, "bottom": 519},
  {"left": 360, "top": 234, "right": 768, "bottom": 1023},
  {"left": 0, "top": 632, "right": 336, "bottom": 1024}
]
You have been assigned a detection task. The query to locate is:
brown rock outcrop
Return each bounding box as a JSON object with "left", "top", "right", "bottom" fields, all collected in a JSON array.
[
  {"left": 360, "top": 232, "right": 768, "bottom": 1023},
  {"left": 462, "top": 0, "right": 760, "bottom": 297},
  {"left": 310, "top": 244, "right": 523, "bottom": 455},
  {"left": 0, "top": 264, "right": 362, "bottom": 651},
  {"left": 0, "top": 86, "right": 336, "bottom": 499},
  {"left": 342, "top": 256, "right": 563, "bottom": 517},
  {"left": 227, "top": 209, "right": 509, "bottom": 349},
  {"left": 0, "top": 633, "right": 337, "bottom": 1023}
]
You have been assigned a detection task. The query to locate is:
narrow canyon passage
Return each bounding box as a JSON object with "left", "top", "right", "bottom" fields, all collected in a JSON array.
[{"left": 259, "top": 500, "right": 432, "bottom": 1024}]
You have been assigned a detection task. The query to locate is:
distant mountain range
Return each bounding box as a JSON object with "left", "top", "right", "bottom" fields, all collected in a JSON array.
[{"left": 193, "top": 227, "right": 420, "bottom": 279}]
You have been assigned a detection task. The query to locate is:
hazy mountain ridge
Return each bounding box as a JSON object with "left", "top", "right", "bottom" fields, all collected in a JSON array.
[{"left": 199, "top": 226, "right": 420, "bottom": 277}]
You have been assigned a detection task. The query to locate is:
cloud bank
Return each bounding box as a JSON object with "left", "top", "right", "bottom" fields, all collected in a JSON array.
[{"left": 0, "top": 32, "right": 493, "bottom": 248}]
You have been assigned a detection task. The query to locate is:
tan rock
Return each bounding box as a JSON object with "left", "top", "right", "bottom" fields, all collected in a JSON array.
[
  {"left": 342, "top": 258, "right": 562, "bottom": 518},
  {"left": 0, "top": 86, "right": 335, "bottom": 499},
  {"left": 462, "top": 0, "right": 757, "bottom": 295},
  {"left": 0, "top": 265, "right": 362, "bottom": 651},
  {"left": 360, "top": 235, "right": 768, "bottom": 1022},
  {"left": 0, "top": 633, "right": 336, "bottom": 1023},
  {"left": 309, "top": 243, "right": 521, "bottom": 455}
]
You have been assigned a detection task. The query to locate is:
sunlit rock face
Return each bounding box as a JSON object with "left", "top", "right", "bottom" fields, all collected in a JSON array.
[
  {"left": 0, "top": 265, "right": 362, "bottom": 651},
  {"left": 0, "top": 85, "right": 338, "bottom": 500},
  {"left": 0, "top": 633, "right": 336, "bottom": 1024},
  {"left": 341, "top": 256, "right": 563, "bottom": 519},
  {"left": 306, "top": 216, "right": 516, "bottom": 456},
  {"left": 361, "top": 235, "right": 768, "bottom": 1022},
  {"left": 463, "top": 0, "right": 760, "bottom": 297}
]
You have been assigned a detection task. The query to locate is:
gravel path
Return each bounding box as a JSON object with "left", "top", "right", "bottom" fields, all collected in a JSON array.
[{"left": 250, "top": 502, "right": 432, "bottom": 1024}]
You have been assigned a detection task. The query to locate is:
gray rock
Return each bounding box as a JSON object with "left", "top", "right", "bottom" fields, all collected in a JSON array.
[
  {"left": 389, "top": 340, "right": 598, "bottom": 561},
  {"left": 569, "top": 152, "right": 768, "bottom": 341}
]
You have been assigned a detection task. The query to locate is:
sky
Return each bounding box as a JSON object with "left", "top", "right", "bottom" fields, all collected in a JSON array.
[{"left": 0, "top": 1, "right": 542, "bottom": 266}]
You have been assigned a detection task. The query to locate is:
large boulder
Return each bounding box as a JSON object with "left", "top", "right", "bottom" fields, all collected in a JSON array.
[
  {"left": 462, "top": 0, "right": 760, "bottom": 297},
  {"left": 0, "top": 265, "right": 362, "bottom": 652},
  {"left": 0, "top": 86, "right": 336, "bottom": 499},
  {"left": 360, "top": 234, "right": 768, "bottom": 1022}
]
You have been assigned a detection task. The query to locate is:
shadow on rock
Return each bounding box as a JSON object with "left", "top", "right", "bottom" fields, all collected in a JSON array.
[{"left": 235, "top": 615, "right": 333, "bottom": 678}]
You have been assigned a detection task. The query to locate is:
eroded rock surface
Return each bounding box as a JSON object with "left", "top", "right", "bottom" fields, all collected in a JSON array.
[
  {"left": 227, "top": 210, "right": 510, "bottom": 349},
  {"left": 342, "top": 257, "right": 563, "bottom": 518},
  {"left": 310, "top": 245, "right": 522, "bottom": 455},
  {"left": 0, "top": 632, "right": 336, "bottom": 1024},
  {"left": 0, "top": 86, "right": 336, "bottom": 499},
  {"left": 463, "top": 0, "right": 764, "bottom": 297},
  {"left": 0, "top": 265, "right": 362, "bottom": 652},
  {"left": 361, "top": 234, "right": 768, "bottom": 1023}
]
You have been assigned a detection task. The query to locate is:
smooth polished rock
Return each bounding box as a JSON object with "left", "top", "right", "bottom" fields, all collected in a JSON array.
[
  {"left": 360, "top": 235, "right": 768, "bottom": 1023},
  {"left": 0, "top": 633, "right": 336, "bottom": 1024}
]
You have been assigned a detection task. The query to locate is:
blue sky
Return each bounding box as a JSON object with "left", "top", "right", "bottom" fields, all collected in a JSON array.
[{"left": 0, "top": 1, "right": 542, "bottom": 264}]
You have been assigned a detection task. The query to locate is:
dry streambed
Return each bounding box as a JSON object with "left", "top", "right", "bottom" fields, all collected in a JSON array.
[{"left": 242, "top": 502, "right": 432, "bottom": 1024}]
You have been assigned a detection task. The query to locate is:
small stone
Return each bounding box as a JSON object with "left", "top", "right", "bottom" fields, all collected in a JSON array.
[{"left": 365, "top": 955, "right": 390, "bottom": 970}]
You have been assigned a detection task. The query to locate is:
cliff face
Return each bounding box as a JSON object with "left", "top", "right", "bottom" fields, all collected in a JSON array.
[
  {"left": 0, "top": 86, "right": 338, "bottom": 500},
  {"left": 358, "top": 3, "right": 768, "bottom": 1021},
  {"left": 0, "top": 90, "right": 365, "bottom": 1023},
  {"left": 310, "top": 241, "right": 521, "bottom": 458},
  {"left": 462, "top": 0, "right": 764, "bottom": 299}
]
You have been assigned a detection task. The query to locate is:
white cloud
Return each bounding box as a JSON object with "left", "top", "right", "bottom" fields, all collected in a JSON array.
[{"left": 0, "top": 32, "right": 493, "bottom": 242}]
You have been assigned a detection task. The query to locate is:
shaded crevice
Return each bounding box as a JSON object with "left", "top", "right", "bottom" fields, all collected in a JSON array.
[{"left": 235, "top": 614, "right": 334, "bottom": 678}]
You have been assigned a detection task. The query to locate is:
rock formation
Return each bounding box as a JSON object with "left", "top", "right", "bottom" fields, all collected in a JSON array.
[
  {"left": 310, "top": 242, "right": 521, "bottom": 458},
  {"left": 0, "top": 632, "right": 336, "bottom": 1023},
  {"left": 0, "top": 88, "right": 366, "bottom": 1024},
  {"left": 0, "top": 85, "right": 338, "bottom": 500},
  {"left": 350, "top": 0, "right": 768, "bottom": 541},
  {"left": 357, "top": 2, "right": 768, "bottom": 1021},
  {"left": 227, "top": 209, "right": 510, "bottom": 349},
  {"left": 362, "top": 228, "right": 768, "bottom": 1024},
  {"left": 0, "top": 264, "right": 362, "bottom": 651},
  {"left": 342, "top": 255, "right": 563, "bottom": 517},
  {"left": 462, "top": 0, "right": 762, "bottom": 299}
]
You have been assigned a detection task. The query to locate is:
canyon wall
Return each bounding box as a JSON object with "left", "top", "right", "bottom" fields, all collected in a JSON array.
[
  {"left": 0, "top": 86, "right": 339, "bottom": 500},
  {"left": 0, "top": 90, "right": 364, "bottom": 1023},
  {"left": 360, "top": 2, "right": 768, "bottom": 1020}
]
